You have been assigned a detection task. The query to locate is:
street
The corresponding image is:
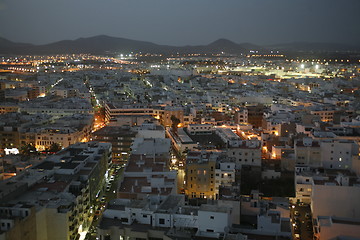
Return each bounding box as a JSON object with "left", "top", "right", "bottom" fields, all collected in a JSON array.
[
  {"left": 290, "top": 202, "right": 314, "bottom": 240},
  {"left": 85, "top": 165, "right": 124, "bottom": 240}
]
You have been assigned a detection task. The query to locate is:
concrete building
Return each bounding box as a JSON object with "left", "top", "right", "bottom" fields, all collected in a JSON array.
[
  {"left": 320, "top": 139, "right": 359, "bottom": 170},
  {"left": 314, "top": 216, "right": 360, "bottom": 240},
  {"left": 295, "top": 166, "right": 360, "bottom": 219},
  {"left": 97, "top": 195, "right": 234, "bottom": 240},
  {"left": 92, "top": 126, "right": 137, "bottom": 164},
  {"left": 226, "top": 140, "right": 262, "bottom": 170},
  {"left": 19, "top": 96, "right": 93, "bottom": 118},
  {"left": 0, "top": 142, "right": 112, "bottom": 240},
  {"left": 294, "top": 138, "right": 321, "bottom": 167},
  {"left": 185, "top": 151, "right": 220, "bottom": 199},
  {"left": 117, "top": 152, "right": 177, "bottom": 200}
]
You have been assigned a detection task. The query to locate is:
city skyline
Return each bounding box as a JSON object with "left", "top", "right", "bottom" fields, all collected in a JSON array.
[{"left": 1, "top": 0, "right": 360, "bottom": 46}]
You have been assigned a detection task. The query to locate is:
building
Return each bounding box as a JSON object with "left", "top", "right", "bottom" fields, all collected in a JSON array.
[
  {"left": 97, "top": 195, "right": 233, "bottom": 240},
  {"left": 226, "top": 140, "right": 262, "bottom": 170},
  {"left": 185, "top": 151, "right": 218, "bottom": 199},
  {"left": 92, "top": 126, "right": 137, "bottom": 164},
  {"left": 0, "top": 142, "right": 112, "bottom": 240},
  {"left": 104, "top": 102, "right": 154, "bottom": 123},
  {"left": 295, "top": 166, "right": 360, "bottom": 218},
  {"left": 117, "top": 152, "right": 176, "bottom": 200},
  {"left": 294, "top": 138, "right": 321, "bottom": 167},
  {"left": 314, "top": 216, "right": 360, "bottom": 240}
]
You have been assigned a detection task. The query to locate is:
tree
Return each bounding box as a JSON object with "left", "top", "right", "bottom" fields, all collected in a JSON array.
[
  {"left": 20, "top": 144, "right": 37, "bottom": 156},
  {"left": 47, "top": 143, "right": 62, "bottom": 153},
  {"left": 171, "top": 115, "right": 181, "bottom": 133}
]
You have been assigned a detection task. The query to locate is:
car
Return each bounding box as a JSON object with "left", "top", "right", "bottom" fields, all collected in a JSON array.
[
  {"left": 306, "top": 221, "right": 313, "bottom": 230},
  {"left": 293, "top": 224, "right": 300, "bottom": 234},
  {"left": 294, "top": 210, "right": 300, "bottom": 216},
  {"left": 106, "top": 186, "right": 111, "bottom": 191},
  {"left": 100, "top": 196, "right": 106, "bottom": 202}
]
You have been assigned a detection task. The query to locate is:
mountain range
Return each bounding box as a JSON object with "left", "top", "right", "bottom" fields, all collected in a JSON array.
[{"left": 0, "top": 35, "right": 359, "bottom": 55}]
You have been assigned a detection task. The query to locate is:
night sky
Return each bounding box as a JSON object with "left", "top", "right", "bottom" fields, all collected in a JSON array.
[{"left": 1, "top": 0, "right": 360, "bottom": 46}]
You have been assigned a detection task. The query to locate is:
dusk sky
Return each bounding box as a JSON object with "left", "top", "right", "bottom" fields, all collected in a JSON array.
[{"left": 1, "top": 0, "right": 360, "bottom": 46}]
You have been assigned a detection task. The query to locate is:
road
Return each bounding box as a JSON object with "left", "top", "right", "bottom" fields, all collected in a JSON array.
[
  {"left": 291, "top": 202, "right": 314, "bottom": 240},
  {"left": 85, "top": 165, "right": 124, "bottom": 240}
]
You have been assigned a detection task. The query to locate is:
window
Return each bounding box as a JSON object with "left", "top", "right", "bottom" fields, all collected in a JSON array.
[
  {"left": 210, "top": 216, "right": 214, "bottom": 219},
  {"left": 159, "top": 218, "right": 165, "bottom": 224},
  {"left": 143, "top": 214, "right": 147, "bottom": 218}
]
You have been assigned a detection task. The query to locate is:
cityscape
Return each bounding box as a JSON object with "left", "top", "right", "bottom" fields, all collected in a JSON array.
[{"left": 1, "top": 1, "right": 360, "bottom": 240}]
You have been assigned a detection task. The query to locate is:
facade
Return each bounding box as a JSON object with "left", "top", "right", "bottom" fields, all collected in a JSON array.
[
  {"left": 247, "top": 105, "right": 264, "bottom": 128},
  {"left": 0, "top": 103, "right": 19, "bottom": 115},
  {"left": 104, "top": 102, "right": 154, "bottom": 123},
  {"left": 185, "top": 151, "right": 218, "bottom": 199},
  {"left": 160, "top": 107, "right": 184, "bottom": 127},
  {"left": 186, "top": 124, "right": 213, "bottom": 135},
  {"left": 294, "top": 138, "right": 321, "bottom": 167},
  {"left": 226, "top": 140, "right": 262, "bottom": 169},
  {"left": 320, "top": 139, "right": 358, "bottom": 170},
  {"left": 92, "top": 126, "right": 137, "bottom": 164}
]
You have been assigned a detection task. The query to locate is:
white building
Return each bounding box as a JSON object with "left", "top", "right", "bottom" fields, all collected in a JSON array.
[
  {"left": 320, "top": 139, "right": 359, "bottom": 170},
  {"left": 226, "top": 140, "right": 262, "bottom": 169},
  {"left": 97, "top": 195, "right": 233, "bottom": 240}
]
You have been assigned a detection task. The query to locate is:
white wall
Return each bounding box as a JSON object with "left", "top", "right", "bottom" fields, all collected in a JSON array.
[
  {"left": 311, "top": 184, "right": 360, "bottom": 219},
  {"left": 198, "top": 210, "right": 229, "bottom": 233}
]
